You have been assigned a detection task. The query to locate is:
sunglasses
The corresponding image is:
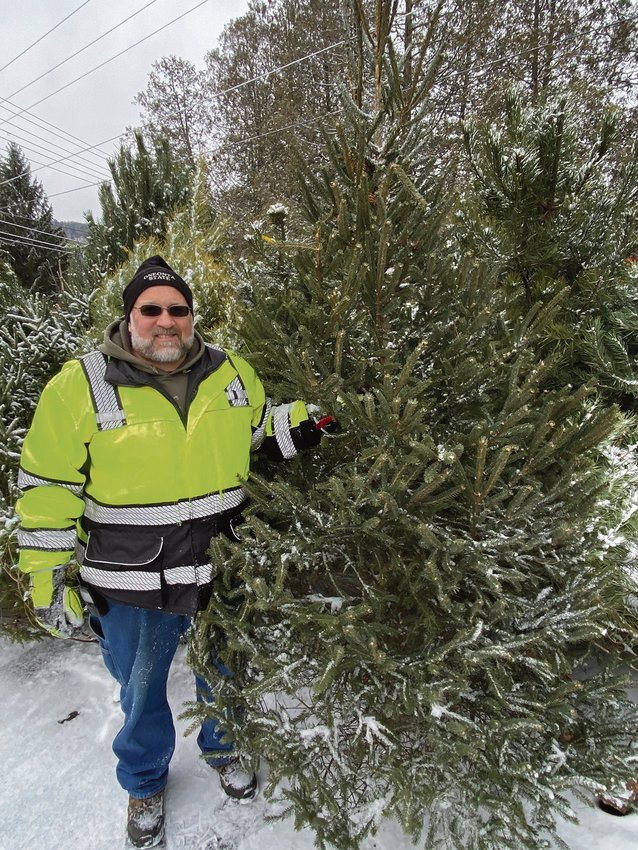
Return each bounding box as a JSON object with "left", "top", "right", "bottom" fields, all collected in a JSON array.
[{"left": 135, "top": 304, "right": 192, "bottom": 318}]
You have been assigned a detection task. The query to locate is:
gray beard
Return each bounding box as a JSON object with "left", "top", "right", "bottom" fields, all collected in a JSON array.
[{"left": 130, "top": 327, "right": 194, "bottom": 364}]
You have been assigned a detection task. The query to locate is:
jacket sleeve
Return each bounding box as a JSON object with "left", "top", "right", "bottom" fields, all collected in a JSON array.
[
  {"left": 15, "top": 361, "right": 92, "bottom": 606},
  {"left": 228, "top": 353, "right": 318, "bottom": 461}
]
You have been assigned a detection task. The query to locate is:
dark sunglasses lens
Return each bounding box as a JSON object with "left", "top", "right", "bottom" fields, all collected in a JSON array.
[{"left": 138, "top": 305, "right": 190, "bottom": 317}]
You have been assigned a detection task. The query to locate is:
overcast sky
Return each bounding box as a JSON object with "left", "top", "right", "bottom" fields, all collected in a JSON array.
[{"left": 0, "top": 0, "right": 249, "bottom": 222}]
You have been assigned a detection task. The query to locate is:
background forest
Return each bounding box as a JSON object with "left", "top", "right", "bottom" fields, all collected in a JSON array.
[{"left": 2, "top": 1, "right": 638, "bottom": 849}]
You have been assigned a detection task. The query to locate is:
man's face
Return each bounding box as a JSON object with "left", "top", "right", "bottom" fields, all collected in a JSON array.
[{"left": 128, "top": 285, "right": 194, "bottom": 368}]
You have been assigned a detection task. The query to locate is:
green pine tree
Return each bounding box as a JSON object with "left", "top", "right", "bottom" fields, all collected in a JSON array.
[
  {"left": 82, "top": 130, "right": 193, "bottom": 276},
  {"left": 187, "top": 5, "right": 638, "bottom": 849},
  {"left": 460, "top": 89, "right": 638, "bottom": 408},
  {"left": 0, "top": 142, "right": 68, "bottom": 294}
]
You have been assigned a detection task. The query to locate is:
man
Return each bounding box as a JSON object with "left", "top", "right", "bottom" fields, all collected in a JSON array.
[{"left": 16, "top": 255, "right": 334, "bottom": 848}]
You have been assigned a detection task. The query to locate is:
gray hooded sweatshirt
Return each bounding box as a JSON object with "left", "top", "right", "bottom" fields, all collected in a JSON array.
[{"left": 98, "top": 319, "right": 207, "bottom": 414}]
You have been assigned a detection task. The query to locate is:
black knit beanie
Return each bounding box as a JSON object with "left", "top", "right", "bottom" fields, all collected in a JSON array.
[{"left": 123, "top": 255, "right": 193, "bottom": 320}]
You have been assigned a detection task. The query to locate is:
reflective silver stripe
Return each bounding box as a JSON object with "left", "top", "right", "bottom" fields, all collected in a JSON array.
[
  {"left": 80, "top": 565, "right": 161, "bottom": 592},
  {"left": 165, "top": 563, "right": 213, "bottom": 586},
  {"left": 17, "top": 468, "right": 84, "bottom": 496},
  {"left": 75, "top": 540, "right": 86, "bottom": 563},
  {"left": 273, "top": 403, "right": 298, "bottom": 459},
  {"left": 251, "top": 398, "right": 272, "bottom": 450},
  {"left": 189, "top": 488, "right": 246, "bottom": 518},
  {"left": 81, "top": 351, "right": 126, "bottom": 431},
  {"left": 17, "top": 528, "right": 77, "bottom": 550},
  {"left": 83, "top": 487, "right": 246, "bottom": 526},
  {"left": 96, "top": 410, "right": 125, "bottom": 428},
  {"left": 80, "top": 563, "right": 213, "bottom": 591},
  {"left": 226, "top": 376, "right": 249, "bottom": 407}
]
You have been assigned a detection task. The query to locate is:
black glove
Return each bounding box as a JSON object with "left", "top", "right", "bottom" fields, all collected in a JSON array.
[{"left": 292, "top": 406, "right": 339, "bottom": 451}]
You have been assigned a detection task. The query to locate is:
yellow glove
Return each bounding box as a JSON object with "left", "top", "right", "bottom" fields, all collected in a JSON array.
[{"left": 31, "top": 565, "right": 85, "bottom": 638}]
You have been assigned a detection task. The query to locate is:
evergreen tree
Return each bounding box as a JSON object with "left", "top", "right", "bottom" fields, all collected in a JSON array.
[
  {"left": 188, "top": 5, "right": 638, "bottom": 849},
  {"left": 83, "top": 130, "right": 193, "bottom": 276},
  {"left": 461, "top": 89, "right": 638, "bottom": 407},
  {"left": 405, "top": 0, "right": 638, "bottom": 163},
  {"left": 0, "top": 142, "right": 68, "bottom": 293},
  {"left": 131, "top": 0, "right": 637, "bottom": 239}
]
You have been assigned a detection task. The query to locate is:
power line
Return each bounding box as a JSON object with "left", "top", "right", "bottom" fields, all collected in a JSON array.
[
  {"left": 0, "top": 229, "right": 72, "bottom": 253},
  {"left": 7, "top": 0, "right": 163, "bottom": 101},
  {"left": 49, "top": 180, "right": 106, "bottom": 198},
  {"left": 0, "top": 151, "right": 104, "bottom": 187},
  {"left": 0, "top": 0, "right": 94, "bottom": 75},
  {"left": 0, "top": 100, "right": 114, "bottom": 163},
  {"left": 0, "top": 113, "right": 111, "bottom": 176},
  {"left": 0, "top": 179, "right": 106, "bottom": 219},
  {"left": 0, "top": 31, "right": 345, "bottom": 175},
  {"left": 0, "top": 143, "right": 110, "bottom": 187},
  {"left": 0, "top": 132, "right": 122, "bottom": 189},
  {"left": 41, "top": 5, "right": 638, "bottom": 209},
  {"left": 15, "top": 0, "right": 212, "bottom": 119},
  {"left": 3, "top": 2, "right": 635, "bottom": 217},
  {"left": 0, "top": 142, "right": 111, "bottom": 187},
  {"left": 0, "top": 129, "right": 110, "bottom": 182},
  {"left": 0, "top": 2, "right": 216, "bottom": 193},
  {"left": 0, "top": 236, "right": 73, "bottom": 254},
  {"left": 0, "top": 216, "right": 73, "bottom": 242},
  {"left": 0, "top": 18, "right": 498, "bottom": 200},
  {"left": 208, "top": 40, "right": 347, "bottom": 101},
  {"left": 204, "top": 110, "right": 342, "bottom": 157}
]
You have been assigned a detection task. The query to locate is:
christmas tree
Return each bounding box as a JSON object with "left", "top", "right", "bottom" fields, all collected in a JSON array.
[
  {"left": 190, "top": 4, "right": 638, "bottom": 848},
  {"left": 0, "top": 142, "right": 68, "bottom": 294},
  {"left": 460, "top": 88, "right": 638, "bottom": 410}
]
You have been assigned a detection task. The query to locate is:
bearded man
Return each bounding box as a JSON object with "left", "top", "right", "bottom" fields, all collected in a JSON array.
[{"left": 15, "top": 255, "right": 335, "bottom": 847}]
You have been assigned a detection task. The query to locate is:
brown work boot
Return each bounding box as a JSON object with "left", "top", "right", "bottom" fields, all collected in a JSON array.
[
  {"left": 216, "top": 758, "right": 257, "bottom": 800},
  {"left": 127, "top": 790, "right": 165, "bottom": 847},
  {"left": 596, "top": 779, "right": 638, "bottom": 816}
]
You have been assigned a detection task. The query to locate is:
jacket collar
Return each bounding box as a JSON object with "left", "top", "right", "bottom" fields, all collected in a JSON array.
[{"left": 103, "top": 343, "right": 228, "bottom": 389}]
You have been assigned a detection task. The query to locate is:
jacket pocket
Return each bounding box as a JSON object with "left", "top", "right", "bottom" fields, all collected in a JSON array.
[{"left": 83, "top": 529, "right": 164, "bottom": 569}]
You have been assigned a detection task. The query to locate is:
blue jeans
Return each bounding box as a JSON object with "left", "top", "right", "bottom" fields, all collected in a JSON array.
[{"left": 93, "top": 601, "right": 234, "bottom": 799}]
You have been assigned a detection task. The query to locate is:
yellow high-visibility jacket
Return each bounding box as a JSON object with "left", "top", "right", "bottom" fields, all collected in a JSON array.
[{"left": 16, "top": 344, "right": 311, "bottom": 614}]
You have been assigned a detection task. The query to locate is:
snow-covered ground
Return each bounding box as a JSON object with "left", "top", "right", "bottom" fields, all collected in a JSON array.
[{"left": 1, "top": 635, "right": 636, "bottom": 850}]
